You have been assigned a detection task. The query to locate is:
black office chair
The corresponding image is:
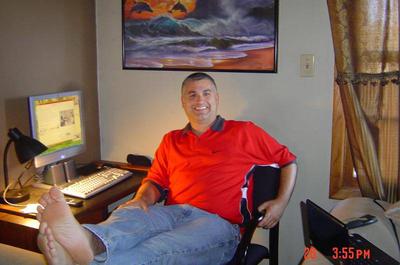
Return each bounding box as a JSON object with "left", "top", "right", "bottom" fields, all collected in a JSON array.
[
  {"left": 126, "top": 155, "right": 280, "bottom": 265},
  {"left": 227, "top": 165, "right": 281, "bottom": 265}
]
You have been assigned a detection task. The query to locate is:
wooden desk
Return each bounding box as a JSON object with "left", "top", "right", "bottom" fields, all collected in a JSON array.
[{"left": 0, "top": 161, "right": 148, "bottom": 252}]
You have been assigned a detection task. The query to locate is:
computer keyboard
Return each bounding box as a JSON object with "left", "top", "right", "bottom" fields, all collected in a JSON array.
[
  {"left": 60, "top": 167, "right": 133, "bottom": 199},
  {"left": 343, "top": 234, "right": 400, "bottom": 265}
]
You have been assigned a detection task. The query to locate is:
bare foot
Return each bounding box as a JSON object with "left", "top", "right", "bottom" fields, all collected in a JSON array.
[
  {"left": 37, "top": 187, "right": 94, "bottom": 265},
  {"left": 37, "top": 222, "right": 74, "bottom": 265}
]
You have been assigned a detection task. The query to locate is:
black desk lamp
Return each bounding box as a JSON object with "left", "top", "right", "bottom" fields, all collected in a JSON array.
[{"left": 2, "top": 128, "right": 47, "bottom": 203}]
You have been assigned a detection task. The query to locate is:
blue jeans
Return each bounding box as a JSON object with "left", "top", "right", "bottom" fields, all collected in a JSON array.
[{"left": 83, "top": 204, "right": 240, "bottom": 265}]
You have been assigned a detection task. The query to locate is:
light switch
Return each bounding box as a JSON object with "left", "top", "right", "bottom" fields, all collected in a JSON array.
[{"left": 300, "top": 54, "right": 315, "bottom": 77}]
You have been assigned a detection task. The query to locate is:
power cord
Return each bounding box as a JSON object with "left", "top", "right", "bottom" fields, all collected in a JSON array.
[
  {"left": 2, "top": 160, "right": 39, "bottom": 208},
  {"left": 2, "top": 182, "right": 29, "bottom": 207},
  {"left": 2, "top": 178, "right": 42, "bottom": 215}
]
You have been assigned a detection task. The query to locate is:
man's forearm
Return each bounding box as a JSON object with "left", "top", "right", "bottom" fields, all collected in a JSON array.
[
  {"left": 276, "top": 162, "right": 297, "bottom": 205},
  {"left": 134, "top": 181, "right": 162, "bottom": 205}
]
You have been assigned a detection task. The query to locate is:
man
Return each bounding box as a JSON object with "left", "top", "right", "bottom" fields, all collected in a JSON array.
[{"left": 37, "top": 72, "right": 297, "bottom": 265}]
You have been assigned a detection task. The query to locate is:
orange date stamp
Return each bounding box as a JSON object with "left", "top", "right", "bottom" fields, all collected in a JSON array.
[
  {"left": 304, "top": 246, "right": 318, "bottom": 260},
  {"left": 304, "top": 246, "right": 371, "bottom": 260}
]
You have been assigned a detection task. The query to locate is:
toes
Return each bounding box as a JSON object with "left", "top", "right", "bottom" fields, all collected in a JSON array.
[
  {"left": 49, "top": 187, "right": 65, "bottom": 203},
  {"left": 39, "top": 222, "right": 47, "bottom": 234},
  {"left": 46, "top": 227, "right": 55, "bottom": 242},
  {"left": 43, "top": 225, "right": 57, "bottom": 259},
  {"left": 48, "top": 240, "right": 55, "bottom": 251},
  {"left": 37, "top": 204, "right": 44, "bottom": 213},
  {"left": 49, "top": 247, "right": 57, "bottom": 259},
  {"left": 36, "top": 211, "right": 42, "bottom": 221},
  {"left": 47, "top": 242, "right": 58, "bottom": 264},
  {"left": 38, "top": 193, "right": 50, "bottom": 207},
  {"left": 37, "top": 223, "right": 49, "bottom": 255},
  {"left": 36, "top": 205, "right": 45, "bottom": 221}
]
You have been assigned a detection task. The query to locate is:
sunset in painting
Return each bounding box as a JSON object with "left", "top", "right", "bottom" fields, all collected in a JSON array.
[
  {"left": 123, "top": 0, "right": 277, "bottom": 72},
  {"left": 124, "top": 0, "right": 196, "bottom": 20}
]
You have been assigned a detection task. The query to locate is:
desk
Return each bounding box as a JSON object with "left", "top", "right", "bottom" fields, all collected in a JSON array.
[
  {"left": 301, "top": 197, "right": 400, "bottom": 264},
  {"left": 0, "top": 161, "right": 148, "bottom": 252}
]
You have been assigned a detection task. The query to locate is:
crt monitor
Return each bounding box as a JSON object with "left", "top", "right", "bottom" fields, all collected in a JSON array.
[{"left": 28, "top": 90, "right": 86, "bottom": 168}]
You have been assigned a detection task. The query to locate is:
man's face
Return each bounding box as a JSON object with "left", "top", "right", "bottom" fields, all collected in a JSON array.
[{"left": 181, "top": 79, "right": 219, "bottom": 126}]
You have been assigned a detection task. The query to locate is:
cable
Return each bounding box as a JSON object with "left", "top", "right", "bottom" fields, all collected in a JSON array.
[
  {"left": 2, "top": 161, "right": 36, "bottom": 208},
  {"left": 2, "top": 182, "right": 30, "bottom": 207}
]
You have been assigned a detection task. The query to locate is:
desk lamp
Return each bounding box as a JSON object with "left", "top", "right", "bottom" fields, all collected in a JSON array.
[{"left": 1, "top": 128, "right": 47, "bottom": 203}]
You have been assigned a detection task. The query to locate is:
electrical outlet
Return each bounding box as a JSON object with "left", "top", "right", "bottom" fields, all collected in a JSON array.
[{"left": 300, "top": 54, "right": 315, "bottom": 77}]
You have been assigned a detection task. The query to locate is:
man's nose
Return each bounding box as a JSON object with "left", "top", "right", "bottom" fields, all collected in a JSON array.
[{"left": 194, "top": 94, "right": 204, "bottom": 102}]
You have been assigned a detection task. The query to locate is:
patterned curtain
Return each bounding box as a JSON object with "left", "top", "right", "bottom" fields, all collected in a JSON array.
[{"left": 327, "top": 0, "right": 400, "bottom": 202}]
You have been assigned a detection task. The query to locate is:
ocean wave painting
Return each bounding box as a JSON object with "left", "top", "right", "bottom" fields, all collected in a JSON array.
[{"left": 122, "top": 0, "right": 278, "bottom": 72}]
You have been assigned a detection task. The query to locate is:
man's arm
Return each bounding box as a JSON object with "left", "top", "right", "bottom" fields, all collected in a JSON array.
[
  {"left": 118, "top": 181, "right": 161, "bottom": 211},
  {"left": 257, "top": 162, "right": 297, "bottom": 228}
]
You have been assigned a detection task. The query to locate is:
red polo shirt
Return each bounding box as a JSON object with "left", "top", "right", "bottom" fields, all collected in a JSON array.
[{"left": 144, "top": 116, "right": 296, "bottom": 224}]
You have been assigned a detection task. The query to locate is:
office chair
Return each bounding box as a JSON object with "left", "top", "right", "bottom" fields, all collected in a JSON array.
[
  {"left": 227, "top": 165, "right": 281, "bottom": 265},
  {"left": 126, "top": 154, "right": 152, "bottom": 167}
]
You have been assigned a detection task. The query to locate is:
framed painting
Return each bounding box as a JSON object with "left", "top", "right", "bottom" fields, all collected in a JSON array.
[{"left": 122, "top": 0, "right": 279, "bottom": 73}]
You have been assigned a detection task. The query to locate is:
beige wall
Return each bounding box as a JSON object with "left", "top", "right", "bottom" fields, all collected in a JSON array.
[
  {"left": 96, "top": 0, "right": 336, "bottom": 264},
  {"left": 0, "top": 0, "right": 100, "bottom": 187}
]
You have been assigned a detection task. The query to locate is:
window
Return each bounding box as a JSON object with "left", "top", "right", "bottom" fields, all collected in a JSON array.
[{"left": 329, "top": 77, "right": 400, "bottom": 201}]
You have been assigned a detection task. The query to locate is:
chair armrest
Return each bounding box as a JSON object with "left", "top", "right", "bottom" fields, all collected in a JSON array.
[{"left": 244, "top": 244, "right": 269, "bottom": 265}]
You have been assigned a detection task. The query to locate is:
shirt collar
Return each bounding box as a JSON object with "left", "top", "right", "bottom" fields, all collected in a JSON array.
[{"left": 183, "top": 115, "right": 225, "bottom": 134}]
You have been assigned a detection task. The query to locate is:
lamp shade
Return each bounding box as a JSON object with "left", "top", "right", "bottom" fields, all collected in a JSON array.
[
  {"left": 1, "top": 128, "right": 48, "bottom": 204},
  {"left": 8, "top": 128, "right": 47, "bottom": 163}
]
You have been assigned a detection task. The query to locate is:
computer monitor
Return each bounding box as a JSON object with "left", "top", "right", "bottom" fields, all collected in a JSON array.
[{"left": 28, "top": 90, "right": 86, "bottom": 169}]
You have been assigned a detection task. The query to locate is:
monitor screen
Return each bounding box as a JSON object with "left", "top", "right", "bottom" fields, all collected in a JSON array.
[{"left": 28, "top": 90, "right": 86, "bottom": 168}]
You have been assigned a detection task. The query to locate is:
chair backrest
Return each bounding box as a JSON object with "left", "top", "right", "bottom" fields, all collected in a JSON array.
[
  {"left": 228, "top": 165, "right": 281, "bottom": 265},
  {"left": 126, "top": 154, "right": 152, "bottom": 167}
]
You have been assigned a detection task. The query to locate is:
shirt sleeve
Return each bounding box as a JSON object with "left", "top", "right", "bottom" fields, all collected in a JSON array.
[
  {"left": 142, "top": 133, "right": 170, "bottom": 189},
  {"left": 247, "top": 122, "right": 296, "bottom": 167}
]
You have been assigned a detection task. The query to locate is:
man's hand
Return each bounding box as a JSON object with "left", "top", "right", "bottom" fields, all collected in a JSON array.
[
  {"left": 117, "top": 181, "right": 161, "bottom": 212},
  {"left": 257, "top": 199, "right": 286, "bottom": 229},
  {"left": 117, "top": 197, "right": 151, "bottom": 211},
  {"left": 257, "top": 163, "right": 297, "bottom": 229}
]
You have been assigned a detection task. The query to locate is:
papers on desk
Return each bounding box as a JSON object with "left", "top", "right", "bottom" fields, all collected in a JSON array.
[{"left": 21, "top": 203, "right": 40, "bottom": 214}]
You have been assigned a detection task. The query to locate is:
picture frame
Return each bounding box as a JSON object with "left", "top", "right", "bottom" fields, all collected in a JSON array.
[{"left": 122, "top": 0, "right": 279, "bottom": 73}]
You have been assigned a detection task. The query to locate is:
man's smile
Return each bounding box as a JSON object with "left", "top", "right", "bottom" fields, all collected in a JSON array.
[{"left": 193, "top": 106, "right": 208, "bottom": 111}]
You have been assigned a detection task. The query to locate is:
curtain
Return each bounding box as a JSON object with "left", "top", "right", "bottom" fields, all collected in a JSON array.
[{"left": 327, "top": 0, "right": 400, "bottom": 202}]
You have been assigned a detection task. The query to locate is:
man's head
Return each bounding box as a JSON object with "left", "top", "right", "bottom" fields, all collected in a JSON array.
[{"left": 181, "top": 72, "right": 219, "bottom": 130}]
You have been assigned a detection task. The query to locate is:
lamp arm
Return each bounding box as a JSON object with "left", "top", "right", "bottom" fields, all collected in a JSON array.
[{"left": 3, "top": 139, "right": 13, "bottom": 188}]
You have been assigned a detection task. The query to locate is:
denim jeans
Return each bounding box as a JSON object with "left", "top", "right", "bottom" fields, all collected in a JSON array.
[{"left": 83, "top": 204, "right": 240, "bottom": 265}]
